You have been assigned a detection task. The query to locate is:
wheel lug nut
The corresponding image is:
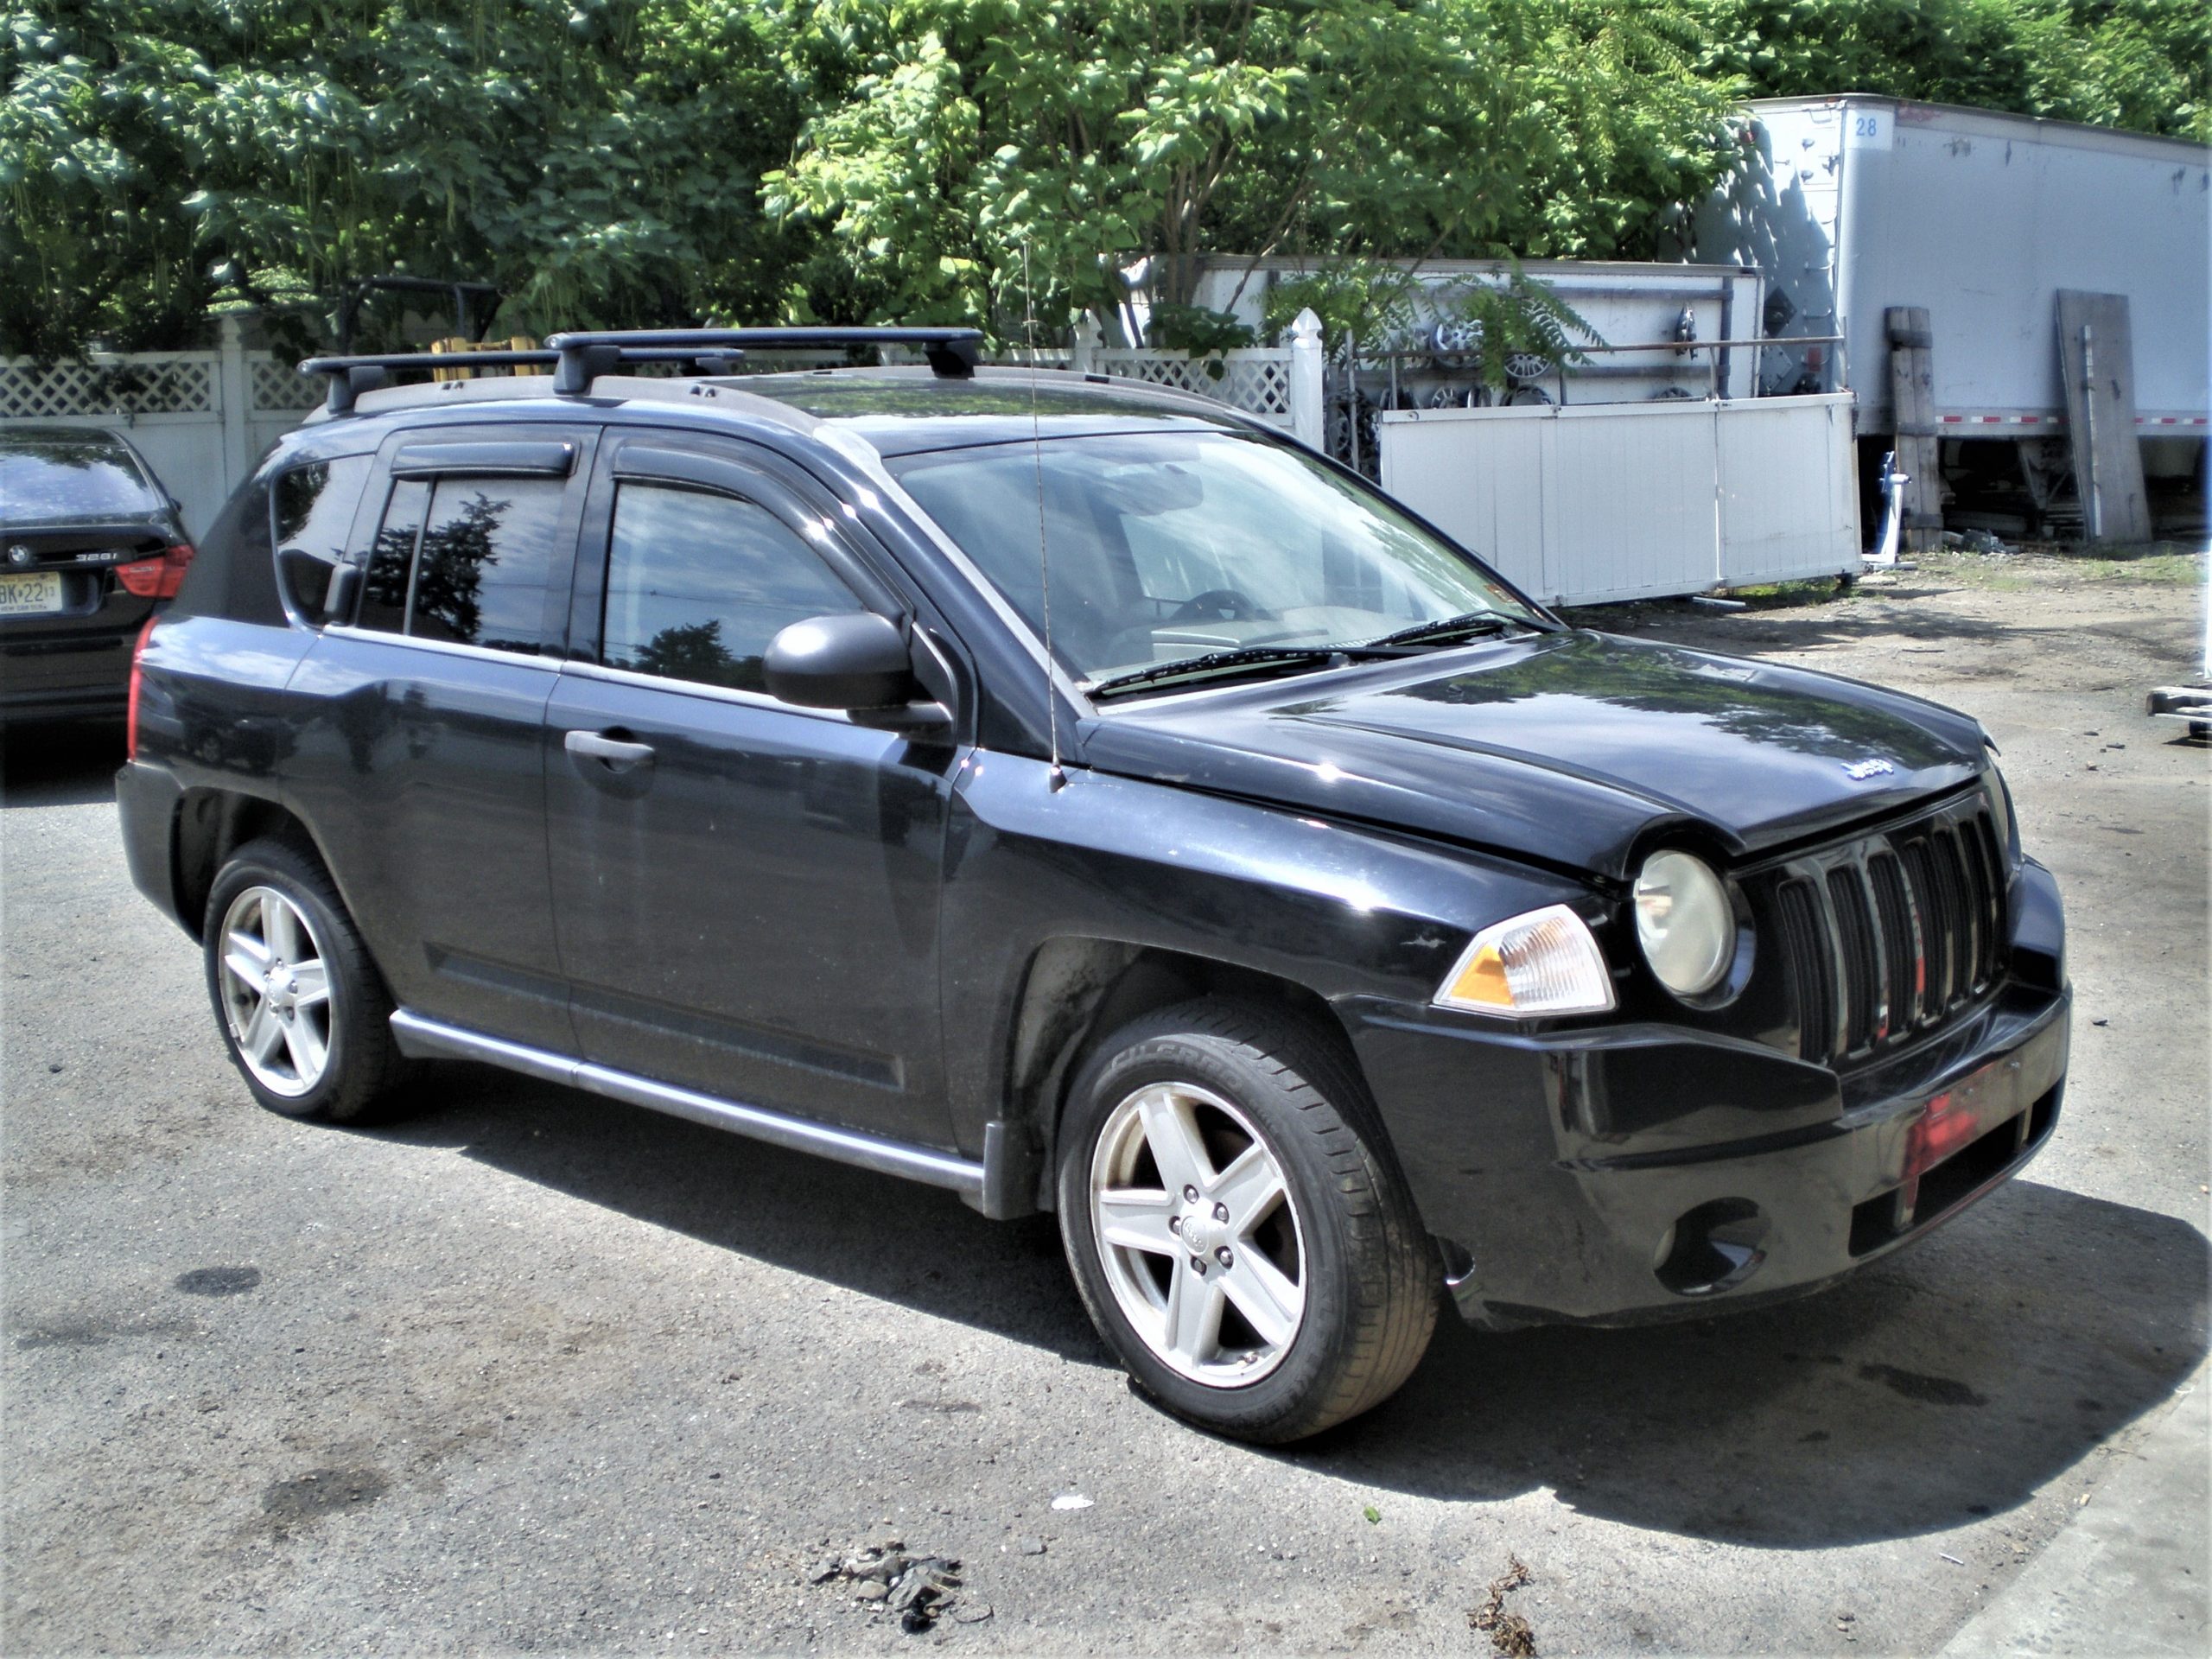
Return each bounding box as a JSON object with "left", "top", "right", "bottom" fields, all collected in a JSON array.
[
  {"left": 1189, "top": 1255, "right": 1207, "bottom": 1274},
  {"left": 1182, "top": 1185, "right": 1199, "bottom": 1203},
  {"left": 1212, "top": 1202, "right": 1230, "bottom": 1224},
  {"left": 1167, "top": 1216, "right": 1182, "bottom": 1235},
  {"left": 1215, "top": 1246, "right": 1232, "bottom": 1267}
]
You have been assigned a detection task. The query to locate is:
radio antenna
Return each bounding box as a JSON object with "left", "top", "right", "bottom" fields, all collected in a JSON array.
[{"left": 1021, "top": 240, "right": 1065, "bottom": 789}]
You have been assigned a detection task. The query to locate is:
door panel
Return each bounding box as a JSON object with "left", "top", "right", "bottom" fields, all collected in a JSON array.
[
  {"left": 544, "top": 440, "right": 957, "bottom": 1144},
  {"left": 282, "top": 425, "right": 594, "bottom": 1051}
]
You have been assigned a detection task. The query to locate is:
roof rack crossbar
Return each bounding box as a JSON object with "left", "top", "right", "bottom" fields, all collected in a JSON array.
[
  {"left": 302, "top": 351, "right": 556, "bottom": 414},
  {"left": 543, "top": 327, "right": 984, "bottom": 381},
  {"left": 301, "top": 346, "right": 753, "bottom": 412}
]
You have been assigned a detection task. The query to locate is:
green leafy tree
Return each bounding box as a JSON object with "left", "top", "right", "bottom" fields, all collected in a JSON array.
[
  {"left": 1695, "top": 0, "right": 2209, "bottom": 142},
  {"left": 1, "top": 0, "right": 806, "bottom": 356},
  {"left": 769, "top": 0, "right": 1740, "bottom": 340}
]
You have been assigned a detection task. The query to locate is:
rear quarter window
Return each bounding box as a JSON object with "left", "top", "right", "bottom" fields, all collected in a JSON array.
[
  {"left": 169, "top": 474, "right": 280, "bottom": 625},
  {"left": 273, "top": 456, "right": 372, "bottom": 620}
]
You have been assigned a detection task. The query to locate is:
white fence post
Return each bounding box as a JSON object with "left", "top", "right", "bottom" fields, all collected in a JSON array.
[
  {"left": 1071, "top": 312, "right": 1101, "bottom": 375},
  {"left": 1288, "top": 308, "right": 1324, "bottom": 448},
  {"left": 217, "top": 316, "right": 251, "bottom": 485}
]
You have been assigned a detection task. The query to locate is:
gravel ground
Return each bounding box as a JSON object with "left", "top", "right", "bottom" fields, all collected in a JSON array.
[{"left": 3, "top": 544, "right": 2206, "bottom": 1656}]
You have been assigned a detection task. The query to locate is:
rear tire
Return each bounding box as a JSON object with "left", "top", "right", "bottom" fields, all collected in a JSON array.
[
  {"left": 203, "top": 837, "right": 410, "bottom": 1122},
  {"left": 1057, "top": 999, "right": 1438, "bottom": 1443}
]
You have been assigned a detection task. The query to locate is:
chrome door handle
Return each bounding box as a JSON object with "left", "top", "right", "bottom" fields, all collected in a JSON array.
[{"left": 565, "top": 728, "right": 656, "bottom": 767}]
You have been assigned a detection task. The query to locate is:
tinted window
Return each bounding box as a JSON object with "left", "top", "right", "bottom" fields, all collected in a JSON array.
[
  {"left": 356, "top": 480, "right": 429, "bottom": 635},
  {"left": 410, "top": 477, "right": 563, "bottom": 652},
  {"left": 273, "top": 455, "right": 372, "bottom": 619},
  {"left": 601, "top": 482, "right": 864, "bottom": 693},
  {"left": 0, "top": 435, "right": 162, "bottom": 524},
  {"left": 353, "top": 474, "right": 565, "bottom": 652}
]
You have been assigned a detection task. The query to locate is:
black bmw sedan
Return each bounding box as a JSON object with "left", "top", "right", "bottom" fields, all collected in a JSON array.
[{"left": 1, "top": 426, "right": 194, "bottom": 724}]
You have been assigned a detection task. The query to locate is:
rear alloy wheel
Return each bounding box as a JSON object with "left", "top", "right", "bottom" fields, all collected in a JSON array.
[
  {"left": 203, "top": 837, "right": 410, "bottom": 1122},
  {"left": 216, "top": 885, "right": 334, "bottom": 1098},
  {"left": 1058, "top": 1000, "right": 1438, "bottom": 1443}
]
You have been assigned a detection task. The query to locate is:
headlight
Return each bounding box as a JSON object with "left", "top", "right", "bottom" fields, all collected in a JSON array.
[
  {"left": 1633, "top": 850, "right": 1735, "bottom": 1000},
  {"left": 1435, "top": 904, "right": 1615, "bottom": 1019}
]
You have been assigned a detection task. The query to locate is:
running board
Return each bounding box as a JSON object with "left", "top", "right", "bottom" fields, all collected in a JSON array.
[{"left": 388, "top": 1009, "right": 988, "bottom": 1200}]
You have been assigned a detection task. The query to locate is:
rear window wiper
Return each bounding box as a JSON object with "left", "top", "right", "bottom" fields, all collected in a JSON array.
[
  {"left": 1088, "top": 644, "right": 1408, "bottom": 700},
  {"left": 1358, "top": 610, "right": 1541, "bottom": 650}
]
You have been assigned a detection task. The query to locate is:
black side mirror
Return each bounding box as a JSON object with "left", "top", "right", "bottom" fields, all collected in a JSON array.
[{"left": 765, "top": 613, "right": 951, "bottom": 738}]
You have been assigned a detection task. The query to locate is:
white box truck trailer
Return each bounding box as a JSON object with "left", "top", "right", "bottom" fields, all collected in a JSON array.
[{"left": 1677, "top": 95, "right": 2210, "bottom": 537}]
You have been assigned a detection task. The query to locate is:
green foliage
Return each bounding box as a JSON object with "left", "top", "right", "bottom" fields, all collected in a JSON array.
[
  {"left": 770, "top": 0, "right": 1741, "bottom": 340},
  {"left": 0, "top": 0, "right": 806, "bottom": 356},
  {"left": 2, "top": 0, "right": 2202, "bottom": 357},
  {"left": 1261, "top": 262, "right": 1427, "bottom": 353},
  {"left": 1696, "top": 0, "right": 2209, "bottom": 143},
  {"left": 1453, "top": 263, "right": 1602, "bottom": 391},
  {"left": 1146, "top": 303, "right": 1258, "bottom": 358},
  {"left": 1260, "top": 256, "right": 1599, "bottom": 388}
]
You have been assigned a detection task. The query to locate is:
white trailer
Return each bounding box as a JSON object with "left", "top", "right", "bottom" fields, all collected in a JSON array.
[{"left": 1677, "top": 95, "right": 2210, "bottom": 532}]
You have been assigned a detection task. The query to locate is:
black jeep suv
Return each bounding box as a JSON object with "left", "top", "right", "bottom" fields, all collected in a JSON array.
[{"left": 117, "top": 328, "right": 2069, "bottom": 1442}]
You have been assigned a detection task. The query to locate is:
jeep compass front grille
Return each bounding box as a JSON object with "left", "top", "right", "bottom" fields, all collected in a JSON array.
[{"left": 1770, "top": 799, "right": 2008, "bottom": 1065}]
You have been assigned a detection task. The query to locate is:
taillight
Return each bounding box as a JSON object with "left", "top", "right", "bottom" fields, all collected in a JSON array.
[
  {"left": 115, "top": 543, "right": 194, "bottom": 600},
  {"left": 126, "top": 616, "right": 157, "bottom": 760}
]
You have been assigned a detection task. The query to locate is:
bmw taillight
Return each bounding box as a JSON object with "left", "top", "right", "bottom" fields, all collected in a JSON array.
[
  {"left": 115, "top": 543, "right": 194, "bottom": 600},
  {"left": 126, "top": 616, "right": 157, "bottom": 760}
]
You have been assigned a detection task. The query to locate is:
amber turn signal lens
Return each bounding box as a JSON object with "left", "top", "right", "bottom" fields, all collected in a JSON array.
[{"left": 1434, "top": 904, "right": 1615, "bottom": 1019}]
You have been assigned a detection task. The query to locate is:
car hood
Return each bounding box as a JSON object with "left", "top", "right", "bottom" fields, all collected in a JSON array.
[{"left": 1077, "top": 630, "right": 1987, "bottom": 880}]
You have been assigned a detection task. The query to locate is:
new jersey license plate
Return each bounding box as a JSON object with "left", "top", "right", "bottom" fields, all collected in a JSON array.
[{"left": 0, "top": 571, "right": 63, "bottom": 616}]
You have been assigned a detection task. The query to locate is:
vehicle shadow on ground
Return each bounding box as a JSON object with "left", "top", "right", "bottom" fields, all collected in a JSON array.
[
  {"left": 1294, "top": 1177, "right": 2209, "bottom": 1548},
  {"left": 389, "top": 1065, "right": 2208, "bottom": 1551},
  {"left": 0, "top": 721, "right": 125, "bottom": 809}
]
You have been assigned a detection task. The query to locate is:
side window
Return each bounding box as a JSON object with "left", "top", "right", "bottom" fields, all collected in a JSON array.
[
  {"left": 601, "top": 481, "right": 866, "bottom": 694},
  {"left": 353, "top": 474, "right": 564, "bottom": 654},
  {"left": 412, "top": 476, "right": 564, "bottom": 652},
  {"left": 356, "top": 480, "right": 428, "bottom": 635},
  {"left": 273, "top": 455, "right": 372, "bottom": 620}
]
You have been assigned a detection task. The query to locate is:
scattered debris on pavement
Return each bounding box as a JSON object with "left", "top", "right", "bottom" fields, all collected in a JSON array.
[
  {"left": 806, "top": 1540, "right": 966, "bottom": 1634},
  {"left": 1468, "top": 1554, "right": 1535, "bottom": 1656},
  {"left": 1050, "top": 1492, "right": 1092, "bottom": 1510}
]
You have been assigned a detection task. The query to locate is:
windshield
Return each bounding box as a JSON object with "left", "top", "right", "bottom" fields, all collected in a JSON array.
[{"left": 887, "top": 430, "right": 1539, "bottom": 689}]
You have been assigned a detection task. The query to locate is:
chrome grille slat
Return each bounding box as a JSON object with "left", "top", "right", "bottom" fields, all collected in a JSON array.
[{"left": 1771, "top": 801, "right": 2008, "bottom": 1065}]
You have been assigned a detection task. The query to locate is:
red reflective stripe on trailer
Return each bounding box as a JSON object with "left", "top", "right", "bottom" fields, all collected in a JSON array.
[{"left": 1941, "top": 415, "right": 1965, "bottom": 423}]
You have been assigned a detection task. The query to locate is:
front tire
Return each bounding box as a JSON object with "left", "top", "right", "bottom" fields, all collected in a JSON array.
[
  {"left": 203, "top": 837, "right": 409, "bottom": 1122},
  {"left": 1057, "top": 1000, "right": 1438, "bottom": 1443}
]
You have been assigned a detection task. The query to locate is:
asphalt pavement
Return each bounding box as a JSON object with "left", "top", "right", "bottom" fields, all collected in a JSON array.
[{"left": 3, "top": 550, "right": 2206, "bottom": 1655}]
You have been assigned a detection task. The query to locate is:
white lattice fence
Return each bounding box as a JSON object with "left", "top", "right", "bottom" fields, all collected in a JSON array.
[
  {"left": 0, "top": 324, "right": 318, "bottom": 536},
  {"left": 0, "top": 355, "right": 218, "bottom": 419},
  {"left": 251, "top": 356, "right": 323, "bottom": 413},
  {"left": 1087, "top": 350, "right": 1296, "bottom": 423}
]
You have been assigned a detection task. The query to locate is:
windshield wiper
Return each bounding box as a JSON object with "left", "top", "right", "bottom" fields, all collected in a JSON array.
[
  {"left": 1089, "top": 645, "right": 1405, "bottom": 700},
  {"left": 1358, "top": 609, "right": 1540, "bottom": 650}
]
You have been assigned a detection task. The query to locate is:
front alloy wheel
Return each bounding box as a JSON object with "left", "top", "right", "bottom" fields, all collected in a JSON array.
[
  {"left": 1058, "top": 1000, "right": 1439, "bottom": 1443},
  {"left": 1090, "top": 1082, "right": 1307, "bottom": 1385}
]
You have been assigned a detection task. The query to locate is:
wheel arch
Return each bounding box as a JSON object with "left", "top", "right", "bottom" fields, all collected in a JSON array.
[
  {"left": 174, "top": 788, "right": 330, "bottom": 940},
  {"left": 1004, "top": 938, "right": 1363, "bottom": 1214}
]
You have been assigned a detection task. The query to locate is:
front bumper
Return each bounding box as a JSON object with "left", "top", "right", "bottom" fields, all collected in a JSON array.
[{"left": 1345, "top": 859, "right": 2070, "bottom": 1328}]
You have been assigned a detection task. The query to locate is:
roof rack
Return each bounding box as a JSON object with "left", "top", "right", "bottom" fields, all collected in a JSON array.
[
  {"left": 298, "top": 346, "right": 747, "bottom": 415},
  {"left": 300, "top": 326, "right": 983, "bottom": 415},
  {"left": 541, "top": 327, "right": 983, "bottom": 388}
]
